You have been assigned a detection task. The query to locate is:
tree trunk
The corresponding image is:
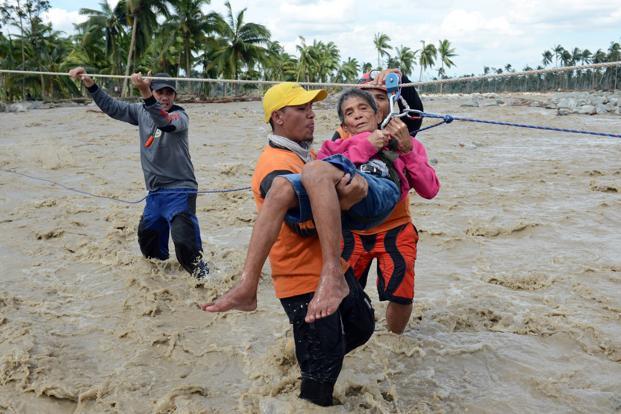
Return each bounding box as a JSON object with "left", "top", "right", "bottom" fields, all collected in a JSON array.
[
  {"left": 439, "top": 62, "right": 444, "bottom": 94},
  {"left": 184, "top": 36, "right": 191, "bottom": 78},
  {"left": 17, "top": 0, "right": 26, "bottom": 100},
  {"left": 122, "top": 17, "right": 139, "bottom": 98}
]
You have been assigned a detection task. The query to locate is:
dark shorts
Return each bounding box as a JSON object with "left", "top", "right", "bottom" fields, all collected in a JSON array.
[
  {"left": 281, "top": 154, "right": 400, "bottom": 231},
  {"left": 342, "top": 222, "right": 418, "bottom": 304},
  {"left": 280, "top": 269, "right": 375, "bottom": 406}
]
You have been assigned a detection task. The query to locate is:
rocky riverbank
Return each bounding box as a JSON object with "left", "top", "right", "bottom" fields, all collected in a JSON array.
[{"left": 440, "top": 90, "right": 621, "bottom": 116}]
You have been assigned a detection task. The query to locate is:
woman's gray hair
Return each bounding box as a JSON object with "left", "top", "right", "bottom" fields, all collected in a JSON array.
[{"left": 336, "top": 88, "right": 378, "bottom": 123}]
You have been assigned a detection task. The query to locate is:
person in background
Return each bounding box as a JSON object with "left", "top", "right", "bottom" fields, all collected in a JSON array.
[{"left": 68, "top": 67, "right": 209, "bottom": 281}]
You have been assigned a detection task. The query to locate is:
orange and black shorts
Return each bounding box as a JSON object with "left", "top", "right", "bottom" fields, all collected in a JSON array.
[{"left": 341, "top": 222, "right": 418, "bottom": 304}]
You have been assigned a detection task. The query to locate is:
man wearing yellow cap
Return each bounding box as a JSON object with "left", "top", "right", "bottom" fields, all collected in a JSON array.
[{"left": 203, "top": 82, "right": 375, "bottom": 406}]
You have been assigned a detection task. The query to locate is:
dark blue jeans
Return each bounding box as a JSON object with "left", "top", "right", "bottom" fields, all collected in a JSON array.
[
  {"left": 282, "top": 154, "right": 400, "bottom": 231},
  {"left": 137, "top": 188, "right": 203, "bottom": 274}
]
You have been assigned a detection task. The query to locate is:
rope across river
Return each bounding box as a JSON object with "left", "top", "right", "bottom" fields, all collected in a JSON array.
[
  {"left": 1, "top": 68, "right": 619, "bottom": 204},
  {"left": 0, "top": 169, "right": 251, "bottom": 205}
]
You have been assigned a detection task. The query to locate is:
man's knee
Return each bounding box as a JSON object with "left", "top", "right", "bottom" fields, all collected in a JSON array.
[{"left": 266, "top": 176, "right": 297, "bottom": 208}]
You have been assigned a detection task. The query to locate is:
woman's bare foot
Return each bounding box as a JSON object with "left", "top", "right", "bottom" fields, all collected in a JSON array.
[
  {"left": 201, "top": 279, "right": 258, "bottom": 312},
  {"left": 305, "top": 266, "right": 349, "bottom": 323}
]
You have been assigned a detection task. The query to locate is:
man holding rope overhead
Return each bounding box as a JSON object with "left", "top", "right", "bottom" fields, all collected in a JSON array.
[{"left": 68, "top": 67, "right": 209, "bottom": 281}]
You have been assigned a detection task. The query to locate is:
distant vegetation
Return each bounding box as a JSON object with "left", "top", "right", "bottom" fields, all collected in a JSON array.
[
  {"left": 0, "top": 0, "right": 619, "bottom": 101},
  {"left": 0, "top": 0, "right": 457, "bottom": 100}
]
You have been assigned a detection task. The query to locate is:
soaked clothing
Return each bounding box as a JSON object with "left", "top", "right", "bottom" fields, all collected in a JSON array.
[
  {"left": 253, "top": 139, "right": 375, "bottom": 406},
  {"left": 137, "top": 189, "right": 202, "bottom": 274},
  {"left": 87, "top": 84, "right": 203, "bottom": 274},
  {"left": 280, "top": 270, "right": 374, "bottom": 406},
  {"left": 332, "top": 136, "right": 436, "bottom": 301},
  {"left": 281, "top": 154, "right": 400, "bottom": 231},
  {"left": 252, "top": 142, "right": 324, "bottom": 298},
  {"left": 319, "top": 130, "right": 436, "bottom": 202},
  {"left": 342, "top": 222, "right": 418, "bottom": 304},
  {"left": 330, "top": 81, "right": 439, "bottom": 303}
]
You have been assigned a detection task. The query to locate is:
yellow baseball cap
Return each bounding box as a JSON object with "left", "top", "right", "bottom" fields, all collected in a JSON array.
[{"left": 263, "top": 82, "right": 327, "bottom": 123}]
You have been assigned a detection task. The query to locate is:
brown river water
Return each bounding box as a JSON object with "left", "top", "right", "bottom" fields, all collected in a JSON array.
[{"left": 0, "top": 93, "right": 620, "bottom": 413}]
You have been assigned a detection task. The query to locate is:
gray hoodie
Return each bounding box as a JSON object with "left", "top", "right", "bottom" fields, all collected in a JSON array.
[{"left": 87, "top": 84, "right": 197, "bottom": 192}]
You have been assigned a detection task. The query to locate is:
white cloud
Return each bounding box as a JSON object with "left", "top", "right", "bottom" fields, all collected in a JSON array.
[
  {"left": 44, "top": 8, "right": 87, "bottom": 34},
  {"left": 42, "top": 0, "right": 621, "bottom": 78}
]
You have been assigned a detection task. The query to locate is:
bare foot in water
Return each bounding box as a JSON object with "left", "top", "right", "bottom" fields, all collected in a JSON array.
[
  {"left": 305, "top": 265, "right": 349, "bottom": 323},
  {"left": 201, "top": 278, "right": 258, "bottom": 312}
]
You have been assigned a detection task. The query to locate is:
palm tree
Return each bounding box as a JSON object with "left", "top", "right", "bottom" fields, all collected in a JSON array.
[
  {"left": 296, "top": 36, "right": 317, "bottom": 82},
  {"left": 395, "top": 45, "right": 416, "bottom": 77},
  {"left": 262, "top": 40, "right": 296, "bottom": 81},
  {"left": 541, "top": 50, "right": 553, "bottom": 67},
  {"left": 141, "top": 24, "right": 181, "bottom": 75},
  {"left": 65, "top": 26, "right": 109, "bottom": 75},
  {"left": 162, "top": 0, "right": 213, "bottom": 78},
  {"left": 560, "top": 49, "right": 572, "bottom": 66},
  {"left": 121, "top": 0, "right": 171, "bottom": 97},
  {"left": 211, "top": 1, "right": 270, "bottom": 81},
  {"left": 608, "top": 41, "right": 621, "bottom": 62},
  {"left": 315, "top": 40, "right": 340, "bottom": 82},
  {"left": 1, "top": 0, "right": 29, "bottom": 98},
  {"left": 418, "top": 40, "right": 437, "bottom": 81},
  {"left": 373, "top": 32, "right": 392, "bottom": 69},
  {"left": 437, "top": 39, "right": 456, "bottom": 78},
  {"left": 581, "top": 49, "right": 592, "bottom": 65},
  {"left": 571, "top": 47, "right": 582, "bottom": 66},
  {"left": 78, "top": 1, "right": 127, "bottom": 75},
  {"left": 386, "top": 56, "right": 399, "bottom": 69},
  {"left": 0, "top": 33, "right": 19, "bottom": 100},
  {"left": 553, "top": 44, "right": 565, "bottom": 67},
  {"left": 592, "top": 49, "right": 607, "bottom": 64},
  {"left": 335, "top": 57, "right": 359, "bottom": 83}
]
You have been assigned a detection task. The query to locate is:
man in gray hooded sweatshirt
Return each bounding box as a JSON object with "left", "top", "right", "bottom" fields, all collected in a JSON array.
[{"left": 69, "top": 67, "right": 208, "bottom": 280}]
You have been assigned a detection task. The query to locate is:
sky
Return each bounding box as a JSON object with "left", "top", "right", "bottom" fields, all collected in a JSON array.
[{"left": 37, "top": 0, "right": 621, "bottom": 79}]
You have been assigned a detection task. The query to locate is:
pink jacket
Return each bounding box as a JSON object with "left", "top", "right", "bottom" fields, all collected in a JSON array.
[{"left": 317, "top": 131, "right": 439, "bottom": 200}]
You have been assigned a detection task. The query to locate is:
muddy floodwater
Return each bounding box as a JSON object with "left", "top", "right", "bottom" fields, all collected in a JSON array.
[{"left": 0, "top": 93, "right": 620, "bottom": 413}]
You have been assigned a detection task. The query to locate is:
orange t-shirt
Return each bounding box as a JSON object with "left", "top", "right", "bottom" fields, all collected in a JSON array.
[{"left": 252, "top": 144, "right": 347, "bottom": 298}]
